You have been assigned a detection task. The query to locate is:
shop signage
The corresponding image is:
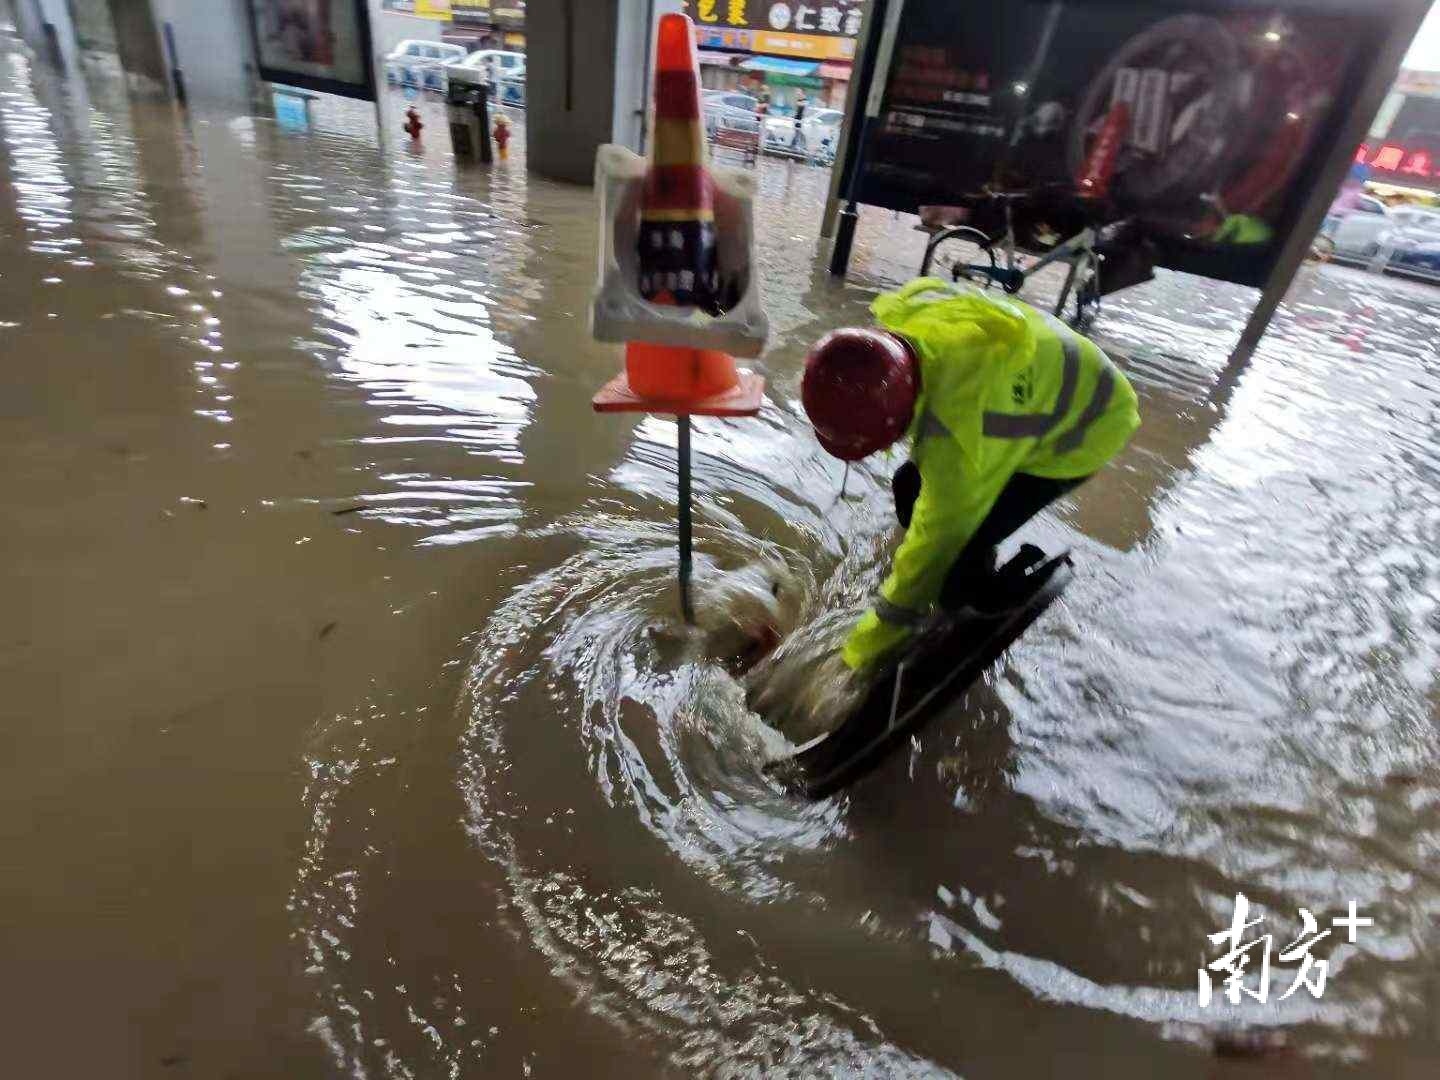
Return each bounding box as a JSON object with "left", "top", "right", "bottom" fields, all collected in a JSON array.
[
  {"left": 1357, "top": 142, "right": 1440, "bottom": 189},
  {"left": 688, "top": 1, "right": 863, "bottom": 37}
]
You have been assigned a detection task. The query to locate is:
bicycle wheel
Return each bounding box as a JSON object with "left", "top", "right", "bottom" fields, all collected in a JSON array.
[
  {"left": 920, "top": 225, "right": 998, "bottom": 286},
  {"left": 1071, "top": 251, "right": 1101, "bottom": 327}
]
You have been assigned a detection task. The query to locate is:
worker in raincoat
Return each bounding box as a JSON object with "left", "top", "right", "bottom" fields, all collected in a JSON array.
[{"left": 802, "top": 278, "right": 1141, "bottom": 673}]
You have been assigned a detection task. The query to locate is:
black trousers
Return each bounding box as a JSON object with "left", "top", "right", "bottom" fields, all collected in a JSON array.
[{"left": 892, "top": 463, "right": 1087, "bottom": 610}]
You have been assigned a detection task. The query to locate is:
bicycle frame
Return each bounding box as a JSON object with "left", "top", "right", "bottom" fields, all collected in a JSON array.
[{"left": 920, "top": 198, "right": 1100, "bottom": 323}]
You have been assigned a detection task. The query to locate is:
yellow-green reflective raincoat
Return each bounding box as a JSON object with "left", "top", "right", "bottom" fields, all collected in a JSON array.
[{"left": 842, "top": 279, "right": 1141, "bottom": 671}]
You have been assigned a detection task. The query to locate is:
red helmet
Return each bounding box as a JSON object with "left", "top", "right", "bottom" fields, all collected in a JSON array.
[{"left": 801, "top": 328, "right": 919, "bottom": 461}]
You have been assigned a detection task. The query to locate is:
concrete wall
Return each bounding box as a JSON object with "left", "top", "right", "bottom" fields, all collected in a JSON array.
[
  {"left": 38, "top": 0, "right": 79, "bottom": 64},
  {"left": 149, "top": 0, "right": 428, "bottom": 108},
  {"left": 68, "top": 0, "right": 119, "bottom": 52},
  {"left": 525, "top": 0, "right": 650, "bottom": 184},
  {"left": 371, "top": 6, "right": 446, "bottom": 56},
  {"left": 10, "top": 0, "right": 82, "bottom": 67},
  {"left": 150, "top": 0, "right": 255, "bottom": 104},
  {"left": 610, "top": 0, "right": 651, "bottom": 155},
  {"left": 15, "top": 0, "right": 245, "bottom": 100},
  {"left": 107, "top": 0, "right": 166, "bottom": 87},
  {"left": 150, "top": 1, "right": 424, "bottom": 106}
]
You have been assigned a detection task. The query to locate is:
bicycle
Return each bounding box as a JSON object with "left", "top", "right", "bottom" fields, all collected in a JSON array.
[{"left": 919, "top": 189, "right": 1126, "bottom": 328}]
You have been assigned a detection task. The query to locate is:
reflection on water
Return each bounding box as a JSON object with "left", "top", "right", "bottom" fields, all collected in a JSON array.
[{"left": 2, "top": 28, "right": 1439, "bottom": 1080}]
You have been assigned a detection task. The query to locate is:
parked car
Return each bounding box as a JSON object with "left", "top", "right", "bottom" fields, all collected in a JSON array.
[
  {"left": 385, "top": 40, "right": 468, "bottom": 91},
  {"left": 1388, "top": 206, "right": 1440, "bottom": 239},
  {"left": 447, "top": 49, "right": 525, "bottom": 88},
  {"left": 703, "top": 91, "right": 760, "bottom": 137},
  {"left": 762, "top": 108, "right": 843, "bottom": 160},
  {"left": 1381, "top": 211, "right": 1440, "bottom": 280},
  {"left": 1319, "top": 194, "right": 1389, "bottom": 260},
  {"left": 1389, "top": 238, "right": 1440, "bottom": 281},
  {"left": 1323, "top": 198, "right": 1440, "bottom": 266}
]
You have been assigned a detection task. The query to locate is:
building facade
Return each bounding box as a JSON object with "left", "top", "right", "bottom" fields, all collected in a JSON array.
[
  {"left": 379, "top": 0, "right": 528, "bottom": 53},
  {"left": 1357, "top": 69, "right": 1440, "bottom": 201},
  {"left": 688, "top": 0, "right": 863, "bottom": 112}
]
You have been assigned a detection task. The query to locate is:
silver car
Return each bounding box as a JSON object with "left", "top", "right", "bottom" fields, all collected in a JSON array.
[
  {"left": 704, "top": 91, "right": 761, "bottom": 137},
  {"left": 763, "top": 107, "right": 843, "bottom": 159}
]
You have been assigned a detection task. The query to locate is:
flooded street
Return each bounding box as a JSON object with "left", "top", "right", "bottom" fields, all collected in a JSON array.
[{"left": 4, "top": 29, "right": 1440, "bottom": 1080}]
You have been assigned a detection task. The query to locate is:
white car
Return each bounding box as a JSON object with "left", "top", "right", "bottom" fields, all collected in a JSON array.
[
  {"left": 385, "top": 40, "right": 468, "bottom": 91},
  {"left": 704, "top": 91, "right": 761, "bottom": 137},
  {"left": 1322, "top": 194, "right": 1391, "bottom": 261},
  {"left": 1324, "top": 197, "right": 1440, "bottom": 263},
  {"left": 1384, "top": 206, "right": 1440, "bottom": 242},
  {"left": 447, "top": 49, "right": 526, "bottom": 87},
  {"left": 763, "top": 108, "right": 843, "bottom": 159},
  {"left": 447, "top": 50, "right": 527, "bottom": 107}
]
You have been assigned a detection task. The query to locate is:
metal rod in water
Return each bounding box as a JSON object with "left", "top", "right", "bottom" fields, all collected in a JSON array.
[{"left": 677, "top": 415, "right": 694, "bottom": 624}]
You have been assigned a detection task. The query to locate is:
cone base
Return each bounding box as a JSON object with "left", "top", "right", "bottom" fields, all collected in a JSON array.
[
  {"left": 625, "top": 341, "right": 738, "bottom": 400},
  {"left": 592, "top": 370, "right": 764, "bottom": 417}
]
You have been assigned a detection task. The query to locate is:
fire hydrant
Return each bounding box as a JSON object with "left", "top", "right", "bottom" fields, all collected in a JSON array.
[
  {"left": 403, "top": 106, "right": 423, "bottom": 141},
  {"left": 493, "top": 113, "right": 511, "bottom": 160}
]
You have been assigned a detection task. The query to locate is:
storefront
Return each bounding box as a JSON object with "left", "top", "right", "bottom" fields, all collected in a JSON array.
[
  {"left": 1355, "top": 144, "right": 1440, "bottom": 204},
  {"left": 739, "top": 56, "right": 824, "bottom": 111},
  {"left": 379, "top": 0, "right": 526, "bottom": 53},
  {"left": 690, "top": 0, "right": 862, "bottom": 111},
  {"left": 1359, "top": 73, "right": 1440, "bottom": 204},
  {"left": 381, "top": 0, "right": 455, "bottom": 18},
  {"left": 447, "top": 0, "right": 526, "bottom": 51}
]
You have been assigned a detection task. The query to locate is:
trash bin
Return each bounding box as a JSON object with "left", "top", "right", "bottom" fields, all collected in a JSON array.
[{"left": 446, "top": 85, "right": 492, "bottom": 163}]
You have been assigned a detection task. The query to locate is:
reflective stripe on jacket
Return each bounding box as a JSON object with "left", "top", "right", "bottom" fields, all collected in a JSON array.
[{"left": 842, "top": 279, "right": 1140, "bottom": 671}]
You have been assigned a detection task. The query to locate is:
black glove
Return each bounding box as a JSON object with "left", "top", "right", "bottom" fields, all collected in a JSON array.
[{"left": 892, "top": 460, "right": 921, "bottom": 529}]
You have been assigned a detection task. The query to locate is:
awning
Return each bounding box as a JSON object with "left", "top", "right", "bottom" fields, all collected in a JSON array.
[
  {"left": 739, "top": 56, "right": 820, "bottom": 77},
  {"left": 818, "top": 62, "right": 852, "bottom": 81},
  {"left": 698, "top": 50, "right": 737, "bottom": 67}
]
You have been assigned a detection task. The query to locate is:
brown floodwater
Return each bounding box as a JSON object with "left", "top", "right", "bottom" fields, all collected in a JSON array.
[{"left": 3, "top": 29, "right": 1440, "bottom": 1080}]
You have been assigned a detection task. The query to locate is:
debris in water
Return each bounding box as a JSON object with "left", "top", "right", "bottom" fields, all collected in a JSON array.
[{"left": 685, "top": 559, "right": 799, "bottom": 673}]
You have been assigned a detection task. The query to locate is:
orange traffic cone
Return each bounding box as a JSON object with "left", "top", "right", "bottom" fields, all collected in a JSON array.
[
  {"left": 588, "top": 17, "right": 765, "bottom": 624},
  {"left": 638, "top": 14, "right": 718, "bottom": 311},
  {"left": 627, "top": 13, "right": 737, "bottom": 403}
]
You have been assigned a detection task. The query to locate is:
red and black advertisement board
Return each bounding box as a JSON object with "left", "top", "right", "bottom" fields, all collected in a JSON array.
[{"left": 856, "top": 1, "right": 1394, "bottom": 287}]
